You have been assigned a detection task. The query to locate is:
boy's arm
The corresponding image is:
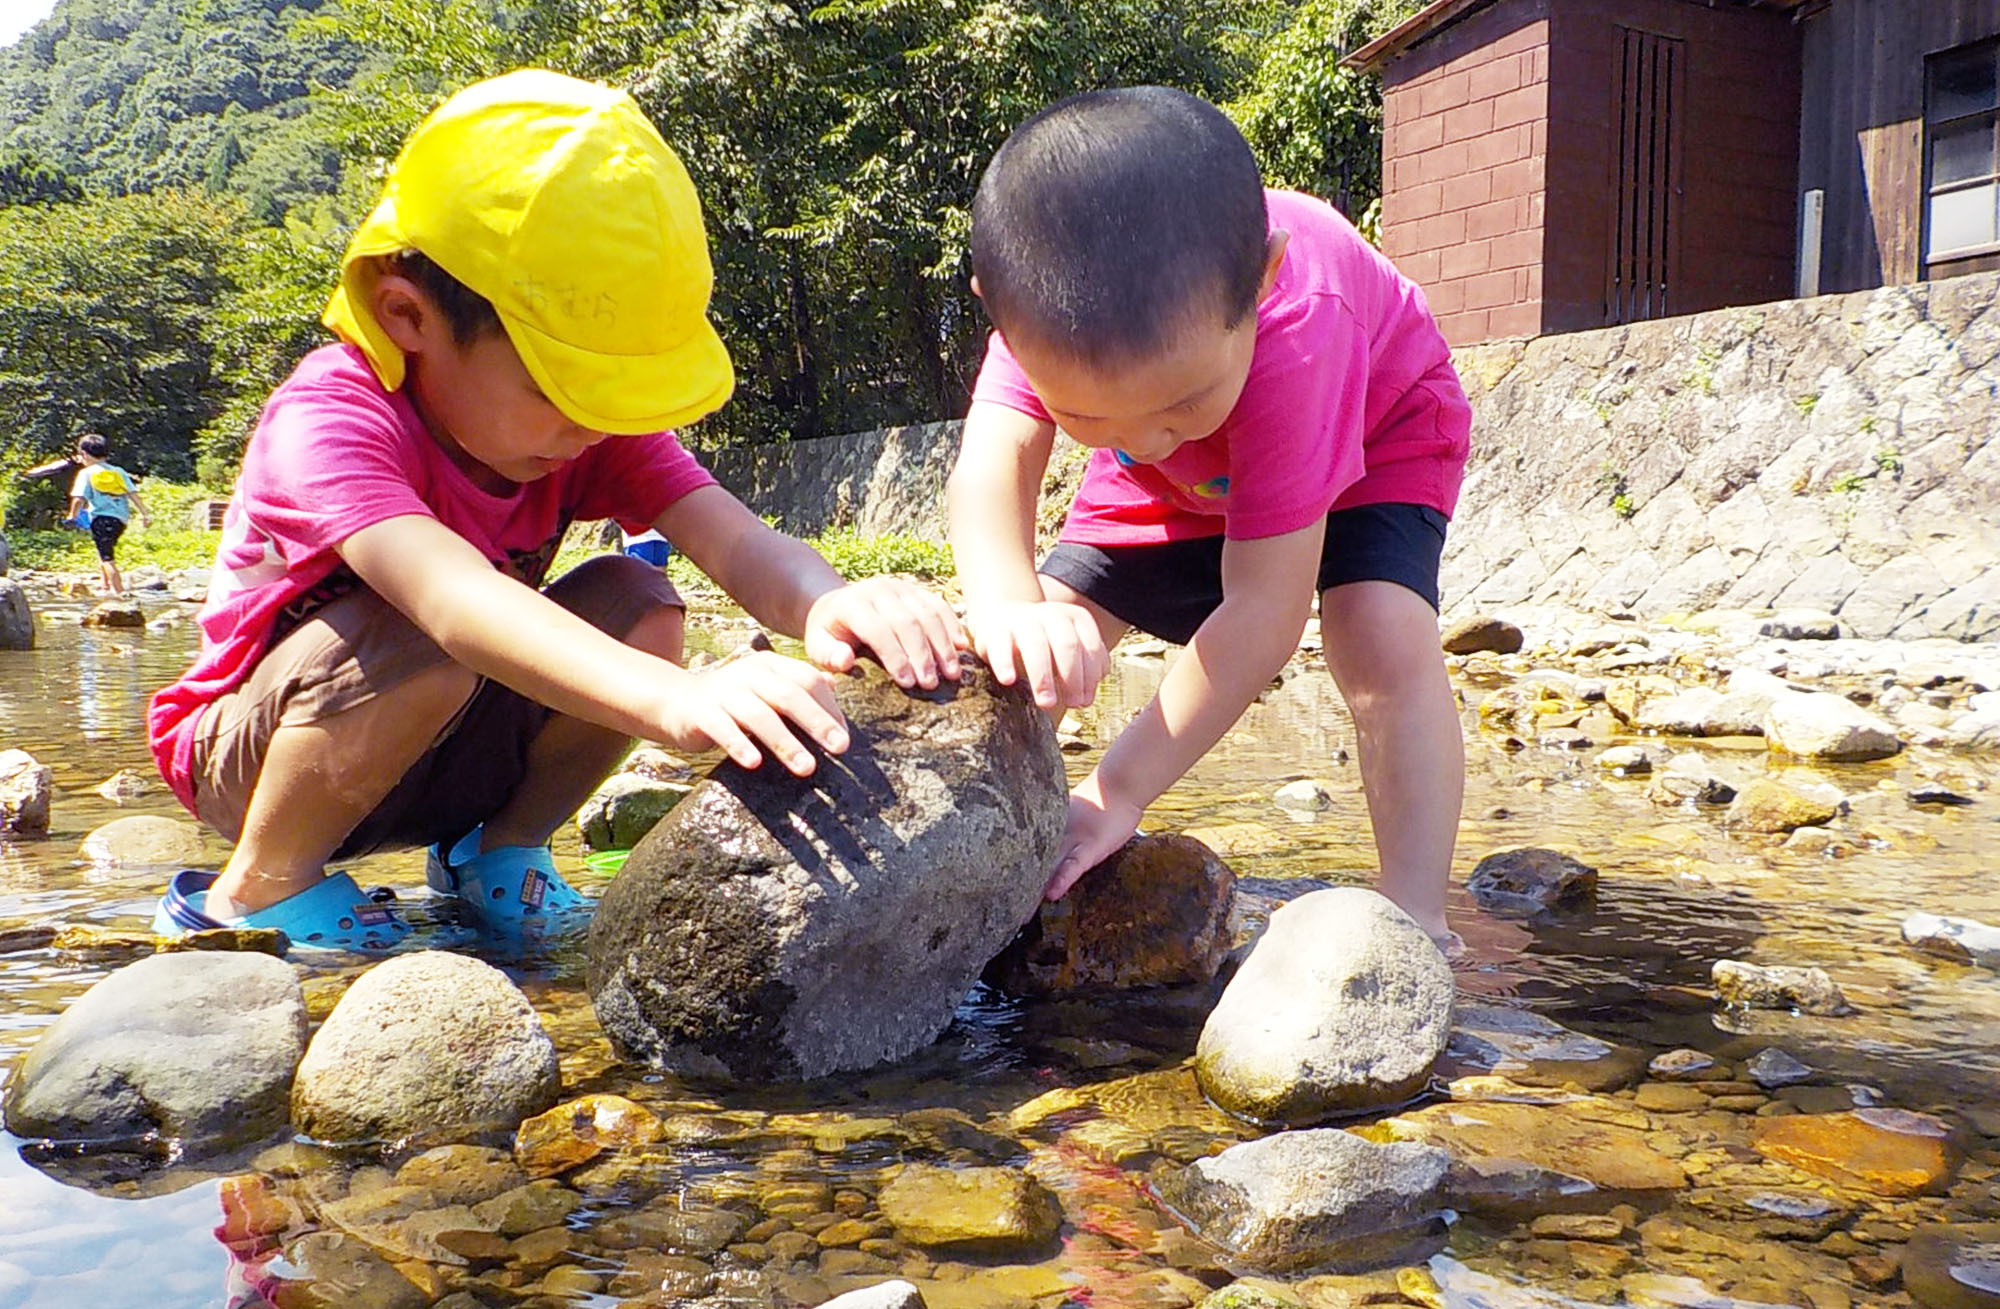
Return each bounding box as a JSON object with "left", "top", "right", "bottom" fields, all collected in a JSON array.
[
  {"left": 125, "top": 486, "right": 149, "bottom": 526},
  {"left": 339, "top": 512, "right": 847, "bottom": 775},
  {"left": 947, "top": 402, "right": 1107, "bottom": 708},
  {"left": 656, "top": 484, "right": 962, "bottom": 688},
  {"left": 1048, "top": 521, "right": 1321, "bottom": 895}
]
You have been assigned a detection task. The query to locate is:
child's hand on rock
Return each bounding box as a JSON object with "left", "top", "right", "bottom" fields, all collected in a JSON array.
[
  {"left": 965, "top": 599, "right": 1108, "bottom": 711},
  {"left": 804, "top": 576, "right": 965, "bottom": 689},
  {"left": 664, "top": 650, "right": 848, "bottom": 776}
]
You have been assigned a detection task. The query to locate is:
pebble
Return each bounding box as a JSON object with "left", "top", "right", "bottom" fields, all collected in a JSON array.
[
  {"left": 1745, "top": 1048, "right": 1815, "bottom": 1089},
  {"left": 1648, "top": 1049, "right": 1719, "bottom": 1081}
]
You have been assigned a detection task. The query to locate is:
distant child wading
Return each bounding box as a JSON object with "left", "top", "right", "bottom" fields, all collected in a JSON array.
[{"left": 67, "top": 433, "right": 151, "bottom": 597}]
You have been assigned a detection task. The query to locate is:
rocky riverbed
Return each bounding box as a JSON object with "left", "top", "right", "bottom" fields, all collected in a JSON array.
[{"left": 0, "top": 565, "right": 1996, "bottom": 1309}]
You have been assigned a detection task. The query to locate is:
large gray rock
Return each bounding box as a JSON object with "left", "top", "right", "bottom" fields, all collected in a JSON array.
[
  {"left": 292, "top": 951, "right": 560, "bottom": 1141},
  {"left": 0, "top": 748, "right": 52, "bottom": 835},
  {"left": 0, "top": 577, "right": 31, "bottom": 650},
  {"left": 2, "top": 951, "right": 305, "bottom": 1149},
  {"left": 1195, "top": 888, "right": 1453, "bottom": 1125},
  {"left": 587, "top": 661, "right": 1064, "bottom": 1081},
  {"left": 1763, "top": 690, "right": 1902, "bottom": 761},
  {"left": 1153, "top": 1127, "right": 1451, "bottom": 1272}
]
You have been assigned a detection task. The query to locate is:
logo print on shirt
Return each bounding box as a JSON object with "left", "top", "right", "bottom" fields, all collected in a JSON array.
[{"left": 1111, "top": 448, "right": 1230, "bottom": 502}]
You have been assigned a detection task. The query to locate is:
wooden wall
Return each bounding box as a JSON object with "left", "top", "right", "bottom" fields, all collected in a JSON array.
[
  {"left": 1800, "top": 0, "right": 2000, "bottom": 293},
  {"left": 1542, "top": 0, "right": 1800, "bottom": 331}
]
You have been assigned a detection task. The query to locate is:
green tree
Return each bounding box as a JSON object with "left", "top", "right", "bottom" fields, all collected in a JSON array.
[
  {"left": 1229, "top": 0, "right": 1425, "bottom": 233},
  {"left": 0, "top": 190, "right": 250, "bottom": 478},
  {"left": 0, "top": 149, "right": 82, "bottom": 206}
]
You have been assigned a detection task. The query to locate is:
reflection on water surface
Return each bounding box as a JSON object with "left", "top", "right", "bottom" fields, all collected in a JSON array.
[{"left": 2, "top": 589, "right": 1997, "bottom": 1307}]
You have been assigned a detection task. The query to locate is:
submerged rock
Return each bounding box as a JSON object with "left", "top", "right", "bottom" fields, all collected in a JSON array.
[
  {"left": 1153, "top": 1128, "right": 1450, "bottom": 1273},
  {"left": 1725, "top": 778, "right": 1843, "bottom": 834},
  {"left": 1903, "top": 1222, "right": 2000, "bottom": 1309},
  {"left": 79, "top": 813, "right": 205, "bottom": 867},
  {"left": 1753, "top": 1108, "right": 1960, "bottom": 1197},
  {"left": 81, "top": 597, "right": 144, "bottom": 628},
  {"left": 1196, "top": 888, "right": 1452, "bottom": 1125},
  {"left": 0, "top": 748, "right": 52, "bottom": 834},
  {"left": 987, "top": 833, "right": 1235, "bottom": 996},
  {"left": 1379, "top": 1099, "right": 1688, "bottom": 1194},
  {"left": 514, "top": 1093, "right": 665, "bottom": 1177},
  {"left": 0, "top": 578, "right": 33, "bottom": 650},
  {"left": 1902, "top": 912, "right": 2000, "bottom": 969},
  {"left": 1712, "top": 960, "right": 1853, "bottom": 1015},
  {"left": 1465, "top": 848, "right": 1597, "bottom": 912},
  {"left": 587, "top": 660, "right": 1064, "bottom": 1081},
  {"left": 877, "top": 1163, "right": 1061, "bottom": 1254},
  {"left": 292, "top": 950, "right": 560, "bottom": 1142},
  {"left": 2, "top": 951, "right": 304, "bottom": 1151},
  {"left": 1744, "top": 1048, "right": 1815, "bottom": 1089},
  {"left": 94, "top": 768, "right": 152, "bottom": 805}
]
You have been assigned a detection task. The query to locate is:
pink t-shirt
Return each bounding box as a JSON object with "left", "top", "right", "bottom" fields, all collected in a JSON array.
[
  {"left": 971, "top": 189, "right": 1470, "bottom": 545},
  {"left": 148, "top": 344, "right": 716, "bottom": 810}
]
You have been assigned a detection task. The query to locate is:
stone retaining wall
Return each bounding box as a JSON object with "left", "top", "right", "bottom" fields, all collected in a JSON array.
[
  {"left": 1442, "top": 273, "right": 2000, "bottom": 641},
  {"left": 711, "top": 273, "right": 2000, "bottom": 642}
]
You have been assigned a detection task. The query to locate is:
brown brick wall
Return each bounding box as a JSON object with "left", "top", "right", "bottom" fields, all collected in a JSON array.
[{"left": 1382, "top": 3, "right": 1553, "bottom": 347}]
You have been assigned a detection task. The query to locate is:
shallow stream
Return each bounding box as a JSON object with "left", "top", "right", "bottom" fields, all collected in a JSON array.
[{"left": 2, "top": 584, "right": 1997, "bottom": 1309}]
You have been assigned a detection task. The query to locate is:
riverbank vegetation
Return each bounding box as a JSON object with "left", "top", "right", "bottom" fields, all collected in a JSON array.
[{"left": 0, "top": 0, "right": 1420, "bottom": 502}]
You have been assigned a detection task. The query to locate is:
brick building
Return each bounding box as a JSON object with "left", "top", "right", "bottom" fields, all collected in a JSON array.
[{"left": 1346, "top": 0, "right": 2000, "bottom": 346}]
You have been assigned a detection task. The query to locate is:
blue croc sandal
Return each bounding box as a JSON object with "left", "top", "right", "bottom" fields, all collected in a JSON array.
[
  {"left": 425, "top": 827, "right": 589, "bottom": 933},
  {"left": 153, "top": 869, "right": 410, "bottom": 952}
]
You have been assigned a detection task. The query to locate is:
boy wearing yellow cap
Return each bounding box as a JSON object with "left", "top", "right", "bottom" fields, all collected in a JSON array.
[{"left": 147, "top": 70, "right": 963, "bottom": 949}]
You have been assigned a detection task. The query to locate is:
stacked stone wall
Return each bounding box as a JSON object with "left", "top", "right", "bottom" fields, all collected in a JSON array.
[
  {"left": 710, "top": 273, "right": 1999, "bottom": 642},
  {"left": 1443, "top": 273, "right": 2000, "bottom": 641}
]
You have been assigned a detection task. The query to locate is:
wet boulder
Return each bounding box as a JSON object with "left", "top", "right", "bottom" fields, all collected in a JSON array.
[
  {"left": 79, "top": 813, "right": 206, "bottom": 867},
  {"left": 587, "top": 660, "right": 1064, "bottom": 1081},
  {"left": 2, "top": 951, "right": 305, "bottom": 1151},
  {"left": 0, "top": 748, "right": 52, "bottom": 834},
  {"left": 1763, "top": 691, "right": 1901, "bottom": 761},
  {"left": 1712, "top": 960, "right": 1853, "bottom": 1015},
  {"left": 81, "top": 597, "right": 144, "bottom": 629},
  {"left": 1753, "top": 1108, "right": 1960, "bottom": 1197},
  {"left": 292, "top": 951, "right": 561, "bottom": 1142},
  {"left": 987, "top": 833, "right": 1235, "bottom": 997},
  {"left": 1902, "top": 1222, "right": 2000, "bottom": 1309},
  {"left": 94, "top": 768, "right": 153, "bottom": 805},
  {"left": 1195, "top": 888, "right": 1453, "bottom": 1125},
  {"left": 1901, "top": 912, "right": 2000, "bottom": 970},
  {"left": 1153, "top": 1128, "right": 1451, "bottom": 1273},
  {"left": 1465, "top": 847, "right": 1597, "bottom": 912},
  {"left": 0, "top": 577, "right": 32, "bottom": 650}
]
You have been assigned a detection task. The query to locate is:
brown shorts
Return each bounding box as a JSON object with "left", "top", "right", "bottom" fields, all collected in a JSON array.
[{"left": 189, "top": 554, "right": 681, "bottom": 860}]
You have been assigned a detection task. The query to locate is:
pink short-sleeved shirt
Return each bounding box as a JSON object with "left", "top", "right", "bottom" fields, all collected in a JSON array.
[
  {"left": 972, "top": 189, "right": 1471, "bottom": 545},
  {"left": 147, "top": 344, "right": 716, "bottom": 811}
]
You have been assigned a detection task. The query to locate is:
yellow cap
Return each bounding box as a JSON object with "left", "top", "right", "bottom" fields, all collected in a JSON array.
[{"left": 323, "top": 69, "right": 734, "bottom": 435}]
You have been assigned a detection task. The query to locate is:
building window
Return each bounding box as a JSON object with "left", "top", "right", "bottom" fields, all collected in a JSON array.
[{"left": 1926, "top": 40, "right": 2000, "bottom": 264}]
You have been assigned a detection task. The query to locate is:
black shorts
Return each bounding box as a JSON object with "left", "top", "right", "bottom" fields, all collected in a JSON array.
[
  {"left": 89, "top": 515, "right": 127, "bottom": 562},
  {"left": 1039, "top": 502, "right": 1448, "bottom": 646}
]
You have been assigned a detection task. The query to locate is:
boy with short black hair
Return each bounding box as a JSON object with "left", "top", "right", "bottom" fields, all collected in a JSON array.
[
  {"left": 948, "top": 86, "right": 1471, "bottom": 943},
  {"left": 149, "top": 70, "right": 963, "bottom": 950},
  {"left": 68, "top": 432, "right": 150, "bottom": 597}
]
